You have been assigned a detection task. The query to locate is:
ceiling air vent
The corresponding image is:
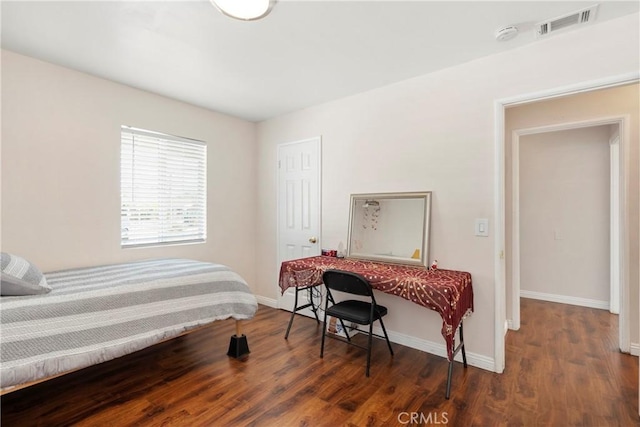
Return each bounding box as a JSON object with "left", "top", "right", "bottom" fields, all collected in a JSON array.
[{"left": 535, "top": 4, "right": 599, "bottom": 38}]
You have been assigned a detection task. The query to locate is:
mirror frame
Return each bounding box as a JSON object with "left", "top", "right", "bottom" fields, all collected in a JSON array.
[{"left": 346, "top": 191, "right": 432, "bottom": 267}]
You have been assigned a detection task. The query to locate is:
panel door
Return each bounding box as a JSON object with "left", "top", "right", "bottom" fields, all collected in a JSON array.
[{"left": 277, "top": 137, "right": 321, "bottom": 311}]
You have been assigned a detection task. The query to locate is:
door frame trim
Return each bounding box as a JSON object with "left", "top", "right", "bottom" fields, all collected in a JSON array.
[
  {"left": 493, "top": 71, "right": 639, "bottom": 373},
  {"left": 610, "top": 134, "right": 621, "bottom": 315}
]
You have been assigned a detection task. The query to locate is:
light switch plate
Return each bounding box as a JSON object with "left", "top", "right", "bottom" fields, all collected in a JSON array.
[{"left": 475, "top": 219, "right": 489, "bottom": 237}]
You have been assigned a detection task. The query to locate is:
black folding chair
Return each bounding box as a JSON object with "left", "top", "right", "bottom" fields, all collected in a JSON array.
[{"left": 320, "top": 269, "right": 394, "bottom": 376}]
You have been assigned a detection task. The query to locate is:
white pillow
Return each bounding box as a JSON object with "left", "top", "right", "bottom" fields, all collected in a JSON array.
[{"left": 1, "top": 252, "right": 51, "bottom": 296}]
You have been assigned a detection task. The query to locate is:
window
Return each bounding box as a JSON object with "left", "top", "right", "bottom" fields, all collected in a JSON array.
[{"left": 120, "top": 126, "right": 207, "bottom": 247}]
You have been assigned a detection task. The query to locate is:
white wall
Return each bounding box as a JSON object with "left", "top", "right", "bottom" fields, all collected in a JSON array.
[
  {"left": 256, "top": 13, "right": 640, "bottom": 368},
  {"left": 1, "top": 50, "right": 258, "bottom": 289},
  {"left": 519, "top": 126, "right": 611, "bottom": 304}
]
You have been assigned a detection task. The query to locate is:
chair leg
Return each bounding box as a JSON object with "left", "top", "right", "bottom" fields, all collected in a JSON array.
[
  {"left": 378, "top": 317, "right": 394, "bottom": 356},
  {"left": 339, "top": 318, "right": 351, "bottom": 341},
  {"left": 320, "top": 294, "right": 330, "bottom": 358},
  {"left": 365, "top": 322, "right": 373, "bottom": 377},
  {"left": 325, "top": 292, "right": 351, "bottom": 342}
]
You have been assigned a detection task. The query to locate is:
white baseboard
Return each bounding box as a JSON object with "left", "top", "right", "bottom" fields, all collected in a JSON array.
[
  {"left": 255, "top": 295, "right": 278, "bottom": 308},
  {"left": 371, "top": 326, "right": 496, "bottom": 373},
  {"left": 520, "top": 290, "right": 609, "bottom": 310},
  {"left": 630, "top": 342, "right": 640, "bottom": 357}
]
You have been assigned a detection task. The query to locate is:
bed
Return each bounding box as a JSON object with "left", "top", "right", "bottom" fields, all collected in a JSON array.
[{"left": 0, "top": 256, "right": 258, "bottom": 394}]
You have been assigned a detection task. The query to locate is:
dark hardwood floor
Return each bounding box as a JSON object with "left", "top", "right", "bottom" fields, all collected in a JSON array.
[{"left": 1, "top": 299, "right": 638, "bottom": 426}]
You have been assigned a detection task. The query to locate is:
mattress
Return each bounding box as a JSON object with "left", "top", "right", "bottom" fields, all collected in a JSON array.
[{"left": 0, "top": 258, "right": 258, "bottom": 390}]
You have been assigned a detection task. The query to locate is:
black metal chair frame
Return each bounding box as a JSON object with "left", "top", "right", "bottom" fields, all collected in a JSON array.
[
  {"left": 284, "top": 283, "right": 353, "bottom": 341},
  {"left": 320, "top": 269, "right": 394, "bottom": 377}
]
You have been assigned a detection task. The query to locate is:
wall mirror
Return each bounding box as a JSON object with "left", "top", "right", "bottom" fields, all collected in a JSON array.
[{"left": 346, "top": 191, "right": 432, "bottom": 267}]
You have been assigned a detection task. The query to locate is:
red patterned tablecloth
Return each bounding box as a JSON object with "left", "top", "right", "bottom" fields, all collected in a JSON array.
[{"left": 279, "top": 256, "right": 473, "bottom": 361}]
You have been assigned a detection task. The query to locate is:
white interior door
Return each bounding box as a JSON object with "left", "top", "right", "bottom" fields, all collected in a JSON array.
[{"left": 277, "top": 137, "right": 321, "bottom": 311}]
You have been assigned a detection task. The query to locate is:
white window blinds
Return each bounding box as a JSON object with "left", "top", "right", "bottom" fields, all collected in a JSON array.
[{"left": 121, "top": 126, "right": 207, "bottom": 247}]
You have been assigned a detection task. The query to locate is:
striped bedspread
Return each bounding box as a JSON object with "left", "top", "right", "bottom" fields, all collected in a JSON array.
[{"left": 0, "top": 258, "right": 258, "bottom": 390}]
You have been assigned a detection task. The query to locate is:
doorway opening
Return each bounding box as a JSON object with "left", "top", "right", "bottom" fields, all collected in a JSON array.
[
  {"left": 493, "top": 74, "right": 639, "bottom": 373},
  {"left": 510, "top": 120, "right": 624, "bottom": 345}
]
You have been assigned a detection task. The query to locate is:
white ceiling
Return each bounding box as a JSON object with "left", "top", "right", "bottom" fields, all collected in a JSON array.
[{"left": 2, "top": 1, "right": 638, "bottom": 122}]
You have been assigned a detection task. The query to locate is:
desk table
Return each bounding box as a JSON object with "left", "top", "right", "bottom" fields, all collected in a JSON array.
[{"left": 278, "top": 255, "right": 474, "bottom": 398}]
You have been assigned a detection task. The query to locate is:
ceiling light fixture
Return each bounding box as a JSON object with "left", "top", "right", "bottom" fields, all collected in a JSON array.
[{"left": 211, "top": 0, "right": 275, "bottom": 21}]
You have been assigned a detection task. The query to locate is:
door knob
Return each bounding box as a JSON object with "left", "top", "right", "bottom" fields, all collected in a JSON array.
[{"left": 309, "top": 237, "right": 317, "bottom": 244}]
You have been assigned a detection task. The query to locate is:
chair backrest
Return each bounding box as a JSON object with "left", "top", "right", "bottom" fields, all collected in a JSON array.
[{"left": 322, "top": 269, "right": 373, "bottom": 297}]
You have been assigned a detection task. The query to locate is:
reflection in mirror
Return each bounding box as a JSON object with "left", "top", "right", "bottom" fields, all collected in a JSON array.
[{"left": 347, "top": 192, "right": 432, "bottom": 267}]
